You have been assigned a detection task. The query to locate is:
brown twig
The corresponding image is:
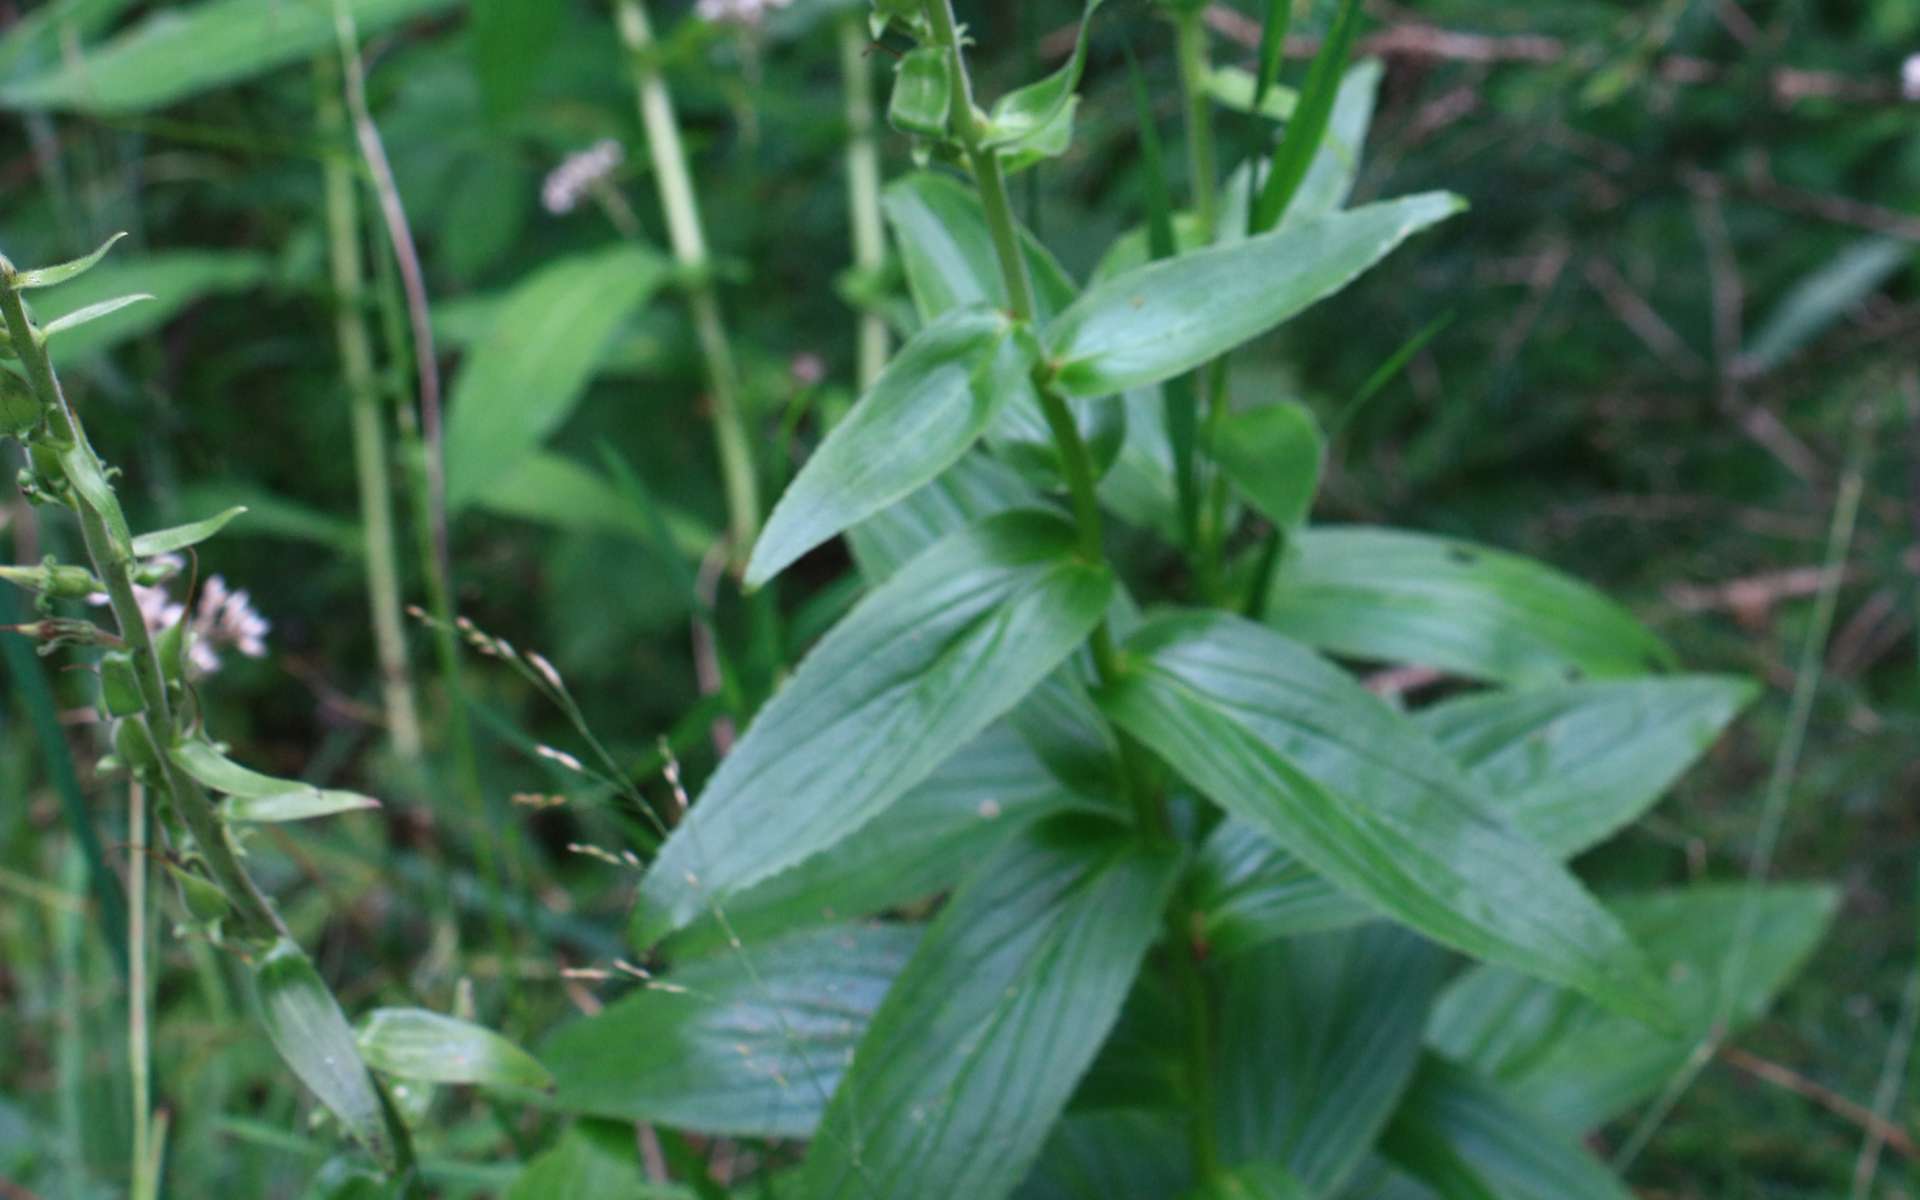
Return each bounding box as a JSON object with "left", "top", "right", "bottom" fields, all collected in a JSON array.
[
  {"left": 1583, "top": 255, "right": 1707, "bottom": 376},
  {"left": 1721, "top": 1045, "right": 1920, "bottom": 1165}
]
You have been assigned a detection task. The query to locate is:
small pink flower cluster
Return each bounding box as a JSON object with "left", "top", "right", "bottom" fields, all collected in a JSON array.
[
  {"left": 94, "top": 555, "right": 269, "bottom": 677},
  {"left": 695, "top": 0, "right": 792, "bottom": 27}
]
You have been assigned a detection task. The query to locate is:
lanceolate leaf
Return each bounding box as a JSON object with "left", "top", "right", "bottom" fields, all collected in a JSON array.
[
  {"left": 799, "top": 817, "right": 1181, "bottom": 1200},
  {"left": 1015, "top": 1111, "right": 1193, "bottom": 1200},
  {"left": 0, "top": 0, "right": 461, "bottom": 113},
  {"left": 170, "top": 738, "right": 379, "bottom": 813},
  {"left": 1275, "top": 57, "right": 1384, "bottom": 231},
  {"left": 219, "top": 791, "right": 379, "bottom": 823},
  {"left": 634, "top": 511, "right": 1113, "bottom": 945},
  {"left": 882, "top": 173, "right": 1079, "bottom": 323},
  {"left": 848, "top": 451, "right": 1041, "bottom": 583},
  {"left": 445, "top": 245, "right": 667, "bottom": 510},
  {"left": 746, "top": 307, "right": 1023, "bottom": 586},
  {"left": 1380, "top": 1058, "right": 1631, "bottom": 1200},
  {"left": 1217, "top": 925, "right": 1443, "bottom": 1193},
  {"left": 1251, "top": 0, "right": 1366, "bottom": 232},
  {"left": 1261, "top": 527, "right": 1675, "bottom": 687},
  {"left": 250, "top": 939, "right": 391, "bottom": 1166},
  {"left": 1192, "top": 818, "right": 1371, "bottom": 954},
  {"left": 10, "top": 232, "right": 125, "bottom": 289},
  {"left": 129, "top": 505, "right": 248, "bottom": 558},
  {"left": 1098, "top": 612, "right": 1668, "bottom": 1025},
  {"left": 1739, "top": 237, "right": 1907, "bottom": 375},
  {"left": 1043, "top": 194, "right": 1463, "bottom": 398},
  {"left": 544, "top": 924, "right": 917, "bottom": 1138},
  {"left": 354, "top": 1008, "right": 552, "bottom": 1092},
  {"left": 1428, "top": 883, "right": 1840, "bottom": 1133},
  {"left": 662, "top": 722, "right": 1100, "bottom": 957},
  {"left": 27, "top": 251, "right": 271, "bottom": 359},
  {"left": 41, "top": 293, "right": 154, "bottom": 339}
]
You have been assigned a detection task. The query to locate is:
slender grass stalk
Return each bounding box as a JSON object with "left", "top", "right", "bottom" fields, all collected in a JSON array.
[
  {"left": 838, "top": 12, "right": 891, "bottom": 392},
  {"left": 316, "top": 56, "right": 423, "bottom": 760},
  {"left": 128, "top": 782, "right": 156, "bottom": 1200},
  {"left": 1172, "top": 6, "right": 1218, "bottom": 240},
  {"left": 614, "top": 0, "right": 762, "bottom": 564}
]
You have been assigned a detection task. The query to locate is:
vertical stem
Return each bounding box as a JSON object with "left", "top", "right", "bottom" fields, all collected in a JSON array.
[
  {"left": 317, "top": 57, "right": 423, "bottom": 759},
  {"left": 128, "top": 782, "right": 156, "bottom": 1200},
  {"left": 1173, "top": 8, "right": 1217, "bottom": 239},
  {"left": 838, "top": 13, "right": 891, "bottom": 391},
  {"left": 615, "top": 0, "right": 762, "bottom": 562}
]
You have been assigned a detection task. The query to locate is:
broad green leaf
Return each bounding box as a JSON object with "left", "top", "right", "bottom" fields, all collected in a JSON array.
[
  {"left": 220, "top": 791, "right": 379, "bottom": 823},
  {"left": 1217, "top": 401, "right": 1325, "bottom": 530},
  {"left": 1098, "top": 611, "right": 1668, "bottom": 1026},
  {"left": 662, "top": 722, "right": 1098, "bottom": 957},
  {"left": 883, "top": 173, "right": 1080, "bottom": 323},
  {"left": 41, "top": 293, "right": 153, "bottom": 339},
  {"left": 473, "top": 451, "right": 713, "bottom": 559},
  {"left": 978, "top": 0, "right": 1105, "bottom": 157},
  {"left": 1416, "top": 676, "right": 1757, "bottom": 854},
  {"left": 1184, "top": 1165, "right": 1309, "bottom": 1200},
  {"left": 1428, "top": 883, "right": 1839, "bottom": 1133},
  {"left": 1739, "top": 237, "right": 1908, "bottom": 375},
  {"left": 799, "top": 817, "right": 1182, "bottom": 1200},
  {"left": 633, "top": 511, "right": 1113, "bottom": 944},
  {"left": 1015, "top": 1111, "right": 1192, "bottom": 1200},
  {"left": 10, "top": 232, "right": 124, "bottom": 289},
  {"left": 1218, "top": 925, "right": 1443, "bottom": 1193},
  {"left": 1261, "top": 527, "right": 1674, "bottom": 687},
  {"left": 445, "top": 245, "right": 668, "bottom": 510},
  {"left": 1195, "top": 675, "right": 1755, "bottom": 955},
  {"left": 888, "top": 47, "right": 951, "bottom": 137},
  {"left": 1044, "top": 194, "right": 1463, "bottom": 398},
  {"left": 747, "top": 307, "right": 1020, "bottom": 586},
  {"left": 355, "top": 1007, "right": 551, "bottom": 1092},
  {"left": 471, "top": 0, "right": 562, "bottom": 118},
  {"left": 1206, "top": 66, "right": 1298, "bottom": 121},
  {"left": 545, "top": 924, "right": 917, "bottom": 1138},
  {"left": 847, "top": 451, "right": 1040, "bottom": 582},
  {"left": 0, "top": 0, "right": 461, "bottom": 113},
  {"left": 1252, "top": 0, "right": 1365, "bottom": 232},
  {"left": 26, "top": 251, "right": 271, "bottom": 359},
  {"left": 129, "top": 505, "right": 247, "bottom": 558},
  {"left": 250, "top": 939, "right": 390, "bottom": 1165},
  {"left": 1380, "top": 1058, "right": 1630, "bottom": 1200},
  {"left": 506, "top": 1123, "right": 690, "bottom": 1200}
]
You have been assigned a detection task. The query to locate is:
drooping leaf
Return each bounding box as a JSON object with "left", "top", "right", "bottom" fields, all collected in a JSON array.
[
  {"left": 25, "top": 251, "right": 272, "bottom": 359},
  {"left": 250, "top": 939, "right": 391, "bottom": 1165},
  {"left": 0, "top": 0, "right": 461, "bottom": 113},
  {"left": 470, "top": 0, "right": 562, "bottom": 118},
  {"left": 354, "top": 1007, "right": 552, "bottom": 1092},
  {"left": 633, "top": 511, "right": 1113, "bottom": 944},
  {"left": 220, "top": 791, "right": 379, "bottom": 824},
  {"left": 1261, "top": 527, "right": 1675, "bottom": 687},
  {"left": 1014, "top": 1111, "right": 1192, "bottom": 1200},
  {"left": 545, "top": 924, "right": 917, "bottom": 1138},
  {"left": 799, "top": 817, "right": 1182, "bottom": 1200},
  {"left": 1216, "top": 401, "right": 1325, "bottom": 531},
  {"left": 1098, "top": 611, "right": 1668, "bottom": 1026},
  {"left": 506, "top": 1122, "right": 689, "bottom": 1200},
  {"left": 9, "top": 232, "right": 125, "bottom": 289},
  {"left": 40, "top": 293, "right": 153, "bottom": 340},
  {"left": 444, "top": 245, "right": 668, "bottom": 510},
  {"left": 746, "top": 306, "right": 1021, "bottom": 586},
  {"left": 129, "top": 505, "right": 247, "bottom": 559},
  {"left": 662, "top": 722, "right": 1099, "bottom": 957},
  {"left": 1217, "top": 925, "right": 1443, "bottom": 1193},
  {"left": 1380, "top": 1058, "right": 1631, "bottom": 1200},
  {"left": 1428, "top": 883, "right": 1840, "bottom": 1133},
  {"left": 1044, "top": 194, "right": 1463, "bottom": 398},
  {"left": 1739, "top": 237, "right": 1908, "bottom": 376}
]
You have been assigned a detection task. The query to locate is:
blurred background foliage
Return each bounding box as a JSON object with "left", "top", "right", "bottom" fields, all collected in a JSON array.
[{"left": 0, "top": 0, "right": 1916, "bottom": 1196}]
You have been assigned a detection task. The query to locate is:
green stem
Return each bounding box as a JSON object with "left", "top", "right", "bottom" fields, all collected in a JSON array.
[
  {"left": 129, "top": 782, "right": 154, "bottom": 1200},
  {"left": 1171, "top": 906, "right": 1222, "bottom": 1183},
  {"left": 615, "top": 0, "right": 761, "bottom": 562},
  {"left": 317, "top": 57, "right": 423, "bottom": 760},
  {"left": 1173, "top": 7, "right": 1218, "bottom": 239},
  {"left": 838, "top": 13, "right": 891, "bottom": 391}
]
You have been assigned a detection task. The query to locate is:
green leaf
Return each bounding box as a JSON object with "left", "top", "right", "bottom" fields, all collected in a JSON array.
[
  {"left": 1015, "top": 1112, "right": 1192, "bottom": 1200},
  {"left": 662, "top": 722, "right": 1098, "bottom": 957},
  {"left": 1417, "top": 676, "right": 1757, "bottom": 855},
  {"left": 1206, "top": 66, "right": 1298, "bottom": 121},
  {"left": 444, "top": 245, "right": 668, "bottom": 510},
  {"left": 747, "top": 306, "right": 1020, "bottom": 586},
  {"left": 1183, "top": 1164, "right": 1309, "bottom": 1200},
  {"left": 883, "top": 173, "right": 1080, "bottom": 323},
  {"left": 634, "top": 510, "right": 1113, "bottom": 945},
  {"left": 220, "top": 791, "right": 379, "bottom": 824},
  {"left": 174, "top": 484, "right": 361, "bottom": 554},
  {"left": 847, "top": 450, "right": 1040, "bottom": 582},
  {"left": 0, "top": 0, "right": 461, "bottom": 113},
  {"left": 472, "top": 451, "right": 714, "bottom": 559},
  {"left": 250, "top": 938, "right": 390, "bottom": 1165},
  {"left": 1261, "top": 527, "right": 1674, "bottom": 687},
  {"left": 9, "top": 232, "right": 125, "bottom": 289},
  {"left": 545, "top": 924, "right": 918, "bottom": 1138},
  {"left": 1739, "top": 237, "right": 1908, "bottom": 376},
  {"left": 471, "top": 0, "right": 562, "bottom": 118},
  {"left": 1217, "top": 401, "right": 1325, "bottom": 530},
  {"left": 799, "top": 817, "right": 1182, "bottom": 1200},
  {"left": 1098, "top": 611, "right": 1668, "bottom": 1026},
  {"left": 1428, "top": 883, "right": 1839, "bottom": 1133},
  {"left": 26, "top": 251, "right": 272, "bottom": 359},
  {"left": 888, "top": 46, "right": 952, "bottom": 137},
  {"left": 0, "top": 0, "right": 138, "bottom": 81},
  {"left": 129, "top": 505, "right": 247, "bottom": 559},
  {"left": 506, "top": 1122, "right": 689, "bottom": 1200},
  {"left": 1380, "top": 1058, "right": 1631, "bottom": 1200},
  {"left": 1252, "top": 0, "right": 1365, "bottom": 232},
  {"left": 40, "top": 293, "right": 154, "bottom": 340},
  {"left": 1273, "top": 58, "right": 1384, "bottom": 232},
  {"left": 978, "top": 0, "right": 1105, "bottom": 157},
  {"left": 1192, "top": 817, "right": 1372, "bottom": 955},
  {"left": 1044, "top": 194, "right": 1463, "bottom": 398},
  {"left": 1217, "top": 925, "right": 1443, "bottom": 1193},
  {"left": 354, "top": 1007, "right": 551, "bottom": 1092}
]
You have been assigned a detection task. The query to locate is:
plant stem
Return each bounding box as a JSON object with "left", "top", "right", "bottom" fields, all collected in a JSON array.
[
  {"left": 1172, "top": 907, "right": 1222, "bottom": 1182},
  {"left": 1174, "top": 7, "right": 1218, "bottom": 239},
  {"left": 317, "top": 56, "right": 423, "bottom": 760},
  {"left": 128, "top": 782, "right": 156, "bottom": 1200},
  {"left": 615, "top": 0, "right": 762, "bottom": 563},
  {"left": 838, "top": 13, "right": 891, "bottom": 391}
]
